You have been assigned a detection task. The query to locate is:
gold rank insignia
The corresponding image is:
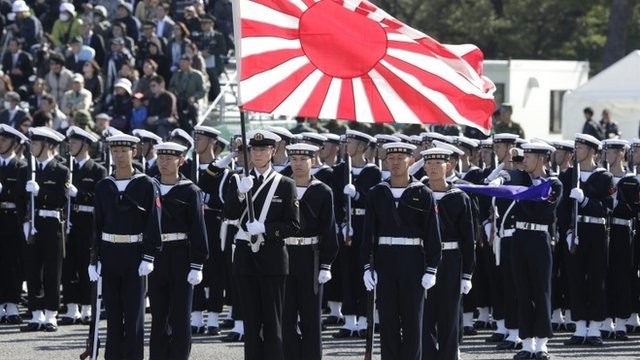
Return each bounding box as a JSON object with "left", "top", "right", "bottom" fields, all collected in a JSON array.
[
  {"left": 294, "top": 200, "right": 299, "bottom": 207},
  {"left": 254, "top": 133, "right": 264, "bottom": 141}
]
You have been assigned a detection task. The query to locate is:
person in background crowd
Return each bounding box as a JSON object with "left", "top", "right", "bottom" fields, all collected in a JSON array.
[
  {"left": 600, "top": 109, "right": 621, "bottom": 139},
  {"left": 45, "top": 53, "right": 74, "bottom": 105},
  {"left": 581, "top": 107, "right": 604, "bottom": 140},
  {"left": 50, "top": 2, "right": 83, "bottom": 51},
  {"left": 493, "top": 103, "right": 525, "bottom": 138},
  {"left": 82, "top": 60, "right": 105, "bottom": 113},
  {"left": 130, "top": 93, "right": 148, "bottom": 131},
  {"left": 2, "top": 38, "right": 34, "bottom": 94},
  {"left": 114, "top": 1, "right": 140, "bottom": 44},
  {"left": 0, "top": 92, "right": 28, "bottom": 128},
  {"left": 60, "top": 74, "right": 92, "bottom": 119},
  {"left": 106, "top": 78, "right": 133, "bottom": 133},
  {"left": 81, "top": 17, "right": 106, "bottom": 66},
  {"left": 135, "top": 0, "right": 161, "bottom": 23},
  {"left": 7, "top": 0, "right": 44, "bottom": 50},
  {"left": 147, "top": 75, "right": 177, "bottom": 140}
]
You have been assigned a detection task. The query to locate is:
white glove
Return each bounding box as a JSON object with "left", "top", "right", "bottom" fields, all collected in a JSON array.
[
  {"left": 460, "top": 279, "right": 473, "bottom": 294},
  {"left": 187, "top": 269, "right": 203, "bottom": 285},
  {"left": 138, "top": 260, "right": 154, "bottom": 276},
  {"left": 246, "top": 220, "right": 265, "bottom": 236},
  {"left": 25, "top": 180, "right": 40, "bottom": 195},
  {"left": 343, "top": 184, "right": 357, "bottom": 198},
  {"left": 67, "top": 184, "right": 78, "bottom": 198},
  {"left": 488, "top": 177, "right": 503, "bottom": 186},
  {"left": 341, "top": 224, "right": 354, "bottom": 238},
  {"left": 236, "top": 176, "right": 254, "bottom": 194},
  {"left": 23, "top": 222, "right": 30, "bottom": 241},
  {"left": 363, "top": 269, "right": 377, "bottom": 291},
  {"left": 214, "top": 152, "right": 235, "bottom": 168},
  {"left": 483, "top": 222, "right": 492, "bottom": 240},
  {"left": 569, "top": 188, "right": 584, "bottom": 203},
  {"left": 0, "top": 181, "right": 3, "bottom": 193},
  {"left": 421, "top": 273, "right": 436, "bottom": 290},
  {"left": 88, "top": 262, "right": 101, "bottom": 282},
  {"left": 318, "top": 269, "right": 332, "bottom": 284},
  {"left": 566, "top": 231, "right": 579, "bottom": 249}
]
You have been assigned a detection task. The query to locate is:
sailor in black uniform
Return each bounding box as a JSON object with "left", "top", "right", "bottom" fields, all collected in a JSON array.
[
  {"left": 148, "top": 142, "right": 208, "bottom": 360},
  {"left": 0, "top": 124, "right": 28, "bottom": 325},
  {"left": 361, "top": 142, "right": 442, "bottom": 360},
  {"left": 132, "top": 129, "right": 162, "bottom": 178},
  {"left": 282, "top": 143, "right": 338, "bottom": 360},
  {"left": 224, "top": 129, "right": 301, "bottom": 360},
  {"left": 89, "top": 134, "right": 162, "bottom": 360},
  {"left": 628, "top": 140, "right": 640, "bottom": 333},
  {"left": 59, "top": 126, "right": 107, "bottom": 326},
  {"left": 320, "top": 133, "right": 341, "bottom": 167},
  {"left": 265, "top": 126, "right": 294, "bottom": 173},
  {"left": 20, "top": 127, "right": 70, "bottom": 332},
  {"left": 299, "top": 132, "right": 334, "bottom": 186},
  {"left": 169, "top": 128, "right": 195, "bottom": 180}
]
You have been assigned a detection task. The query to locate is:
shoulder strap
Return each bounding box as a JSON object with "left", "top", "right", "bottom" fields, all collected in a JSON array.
[{"left": 257, "top": 172, "right": 283, "bottom": 223}]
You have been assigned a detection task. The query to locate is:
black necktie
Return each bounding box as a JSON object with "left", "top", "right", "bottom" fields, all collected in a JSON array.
[
  {"left": 74, "top": 161, "right": 81, "bottom": 170},
  {"left": 38, "top": 163, "right": 43, "bottom": 171},
  {"left": 258, "top": 175, "right": 264, "bottom": 184}
]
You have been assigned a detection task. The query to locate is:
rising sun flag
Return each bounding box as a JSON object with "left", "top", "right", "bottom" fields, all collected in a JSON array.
[{"left": 233, "top": 0, "right": 496, "bottom": 133}]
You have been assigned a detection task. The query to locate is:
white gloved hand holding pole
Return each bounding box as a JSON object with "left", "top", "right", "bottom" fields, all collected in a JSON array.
[{"left": 363, "top": 269, "right": 377, "bottom": 291}]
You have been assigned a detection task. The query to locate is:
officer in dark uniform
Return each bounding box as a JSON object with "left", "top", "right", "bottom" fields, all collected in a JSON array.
[
  {"left": 20, "top": 127, "right": 70, "bottom": 332},
  {"left": 59, "top": 126, "right": 107, "bottom": 326},
  {"left": 332, "top": 130, "right": 381, "bottom": 337},
  {"left": 559, "top": 134, "right": 613, "bottom": 347},
  {"left": 224, "top": 129, "right": 300, "bottom": 360},
  {"left": 361, "top": 143, "right": 442, "bottom": 360},
  {"left": 89, "top": 134, "right": 162, "bottom": 360},
  {"left": 421, "top": 147, "right": 475, "bottom": 360},
  {"left": 282, "top": 143, "right": 338, "bottom": 360},
  {"left": 132, "top": 129, "right": 162, "bottom": 178},
  {"left": 148, "top": 142, "right": 208, "bottom": 360},
  {"left": 0, "top": 124, "right": 28, "bottom": 325}
]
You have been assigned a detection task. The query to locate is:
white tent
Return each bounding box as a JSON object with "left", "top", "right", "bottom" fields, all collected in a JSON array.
[{"left": 562, "top": 50, "right": 640, "bottom": 140}]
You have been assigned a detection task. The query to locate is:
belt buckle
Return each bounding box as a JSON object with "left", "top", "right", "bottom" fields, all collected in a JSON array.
[
  {"left": 296, "top": 238, "right": 304, "bottom": 245},
  {"left": 162, "top": 234, "right": 168, "bottom": 241}
]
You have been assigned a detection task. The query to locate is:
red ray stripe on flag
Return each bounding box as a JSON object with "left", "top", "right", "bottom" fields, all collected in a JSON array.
[
  {"left": 301, "top": 0, "right": 317, "bottom": 7},
  {"left": 242, "top": 49, "right": 305, "bottom": 80},
  {"left": 360, "top": 75, "right": 394, "bottom": 123},
  {"left": 242, "top": 19, "right": 299, "bottom": 40},
  {"left": 251, "top": 0, "right": 304, "bottom": 18},
  {"left": 243, "top": 62, "right": 317, "bottom": 113},
  {"left": 298, "top": 74, "right": 333, "bottom": 118},
  {"left": 336, "top": 79, "right": 355, "bottom": 120},
  {"left": 386, "top": 40, "right": 451, "bottom": 61}
]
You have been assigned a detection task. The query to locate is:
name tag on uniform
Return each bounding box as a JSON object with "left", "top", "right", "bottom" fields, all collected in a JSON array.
[
  {"left": 6, "top": 178, "right": 16, "bottom": 182},
  {"left": 44, "top": 180, "right": 56, "bottom": 185},
  {"left": 82, "top": 178, "right": 94, "bottom": 182},
  {"left": 272, "top": 196, "right": 282, "bottom": 203}
]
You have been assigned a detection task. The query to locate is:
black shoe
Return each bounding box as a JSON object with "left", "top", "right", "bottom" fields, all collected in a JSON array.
[
  {"left": 585, "top": 336, "right": 604, "bottom": 346},
  {"left": 485, "top": 332, "right": 507, "bottom": 343},
  {"left": 5, "top": 315, "right": 23, "bottom": 324},
  {"left": 80, "top": 316, "right": 92, "bottom": 325},
  {"left": 565, "top": 323, "right": 576, "bottom": 333},
  {"left": 535, "top": 351, "right": 551, "bottom": 360},
  {"left": 332, "top": 328, "right": 358, "bottom": 338},
  {"left": 600, "top": 330, "right": 613, "bottom": 339},
  {"left": 497, "top": 340, "right": 522, "bottom": 350},
  {"left": 322, "top": 316, "right": 345, "bottom": 326},
  {"left": 551, "top": 323, "right": 563, "bottom": 332},
  {"left": 564, "top": 335, "right": 586, "bottom": 345},
  {"left": 614, "top": 331, "right": 629, "bottom": 341},
  {"left": 374, "top": 323, "right": 380, "bottom": 334},
  {"left": 42, "top": 323, "right": 57, "bottom": 332},
  {"left": 513, "top": 350, "right": 534, "bottom": 359},
  {"left": 357, "top": 329, "right": 368, "bottom": 338},
  {"left": 20, "top": 322, "right": 42, "bottom": 332},
  {"left": 207, "top": 326, "right": 220, "bottom": 336},
  {"left": 463, "top": 326, "right": 478, "bottom": 336},
  {"left": 191, "top": 325, "right": 205, "bottom": 335},
  {"left": 625, "top": 324, "right": 640, "bottom": 333},
  {"left": 474, "top": 320, "right": 489, "bottom": 329},
  {"left": 58, "top": 316, "right": 80, "bottom": 326},
  {"left": 0, "top": 315, "right": 6, "bottom": 324},
  {"left": 221, "top": 331, "right": 243, "bottom": 342},
  {"left": 220, "top": 319, "right": 234, "bottom": 329}
]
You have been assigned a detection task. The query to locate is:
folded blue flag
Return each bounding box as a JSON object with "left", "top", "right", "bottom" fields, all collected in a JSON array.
[{"left": 457, "top": 180, "right": 553, "bottom": 201}]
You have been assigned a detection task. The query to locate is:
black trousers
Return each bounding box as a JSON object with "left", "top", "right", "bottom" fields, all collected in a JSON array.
[
  {"left": 492, "top": 236, "right": 518, "bottom": 328},
  {"left": 463, "top": 243, "right": 492, "bottom": 313},
  {"left": 551, "top": 232, "right": 570, "bottom": 312},
  {"left": 101, "top": 242, "right": 145, "bottom": 360},
  {"left": 423, "top": 251, "right": 461, "bottom": 360},
  {"left": 339, "top": 241, "right": 367, "bottom": 317},
  {"left": 512, "top": 230, "right": 553, "bottom": 339},
  {"left": 283, "top": 246, "right": 322, "bottom": 360},
  {"left": 62, "top": 212, "right": 93, "bottom": 306},
  {"left": 193, "top": 212, "right": 228, "bottom": 313},
  {"left": 0, "top": 210, "right": 24, "bottom": 304},
  {"left": 568, "top": 224, "right": 608, "bottom": 322},
  {"left": 25, "top": 217, "right": 63, "bottom": 311},
  {"left": 607, "top": 224, "right": 633, "bottom": 319},
  {"left": 149, "top": 242, "right": 192, "bottom": 360}
]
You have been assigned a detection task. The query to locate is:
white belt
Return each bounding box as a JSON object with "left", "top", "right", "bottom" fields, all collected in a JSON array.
[
  {"left": 284, "top": 236, "right": 319, "bottom": 246},
  {"left": 235, "top": 230, "right": 250, "bottom": 241},
  {"left": 611, "top": 217, "right": 632, "bottom": 227},
  {"left": 501, "top": 229, "right": 515, "bottom": 238},
  {"left": 378, "top": 237, "right": 421, "bottom": 246},
  {"left": 101, "top": 233, "right": 143, "bottom": 243},
  {"left": 352, "top": 208, "right": 366, "bottom": 216},
  {"left": 37, "top": 209, "right": 61, "bottom": 220},
  {"left": 72, "top": 204, "right": 94, "bottom": 213},
  {"left": 577, "top": 215, "right": 606, "bottom": 225},
  {"left": 161, "top": 232, "right": 187, "bottom": 242},
  {"left": 515, "top": 221, "right": 549, "bottom": 232},
  {"left": 442, "top": 242, "right": 459, "bottom": 250},
  {"left": 0, "top": 202, "right": 16, "bottom": 209}
]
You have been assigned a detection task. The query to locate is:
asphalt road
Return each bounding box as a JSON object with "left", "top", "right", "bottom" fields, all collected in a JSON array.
[{"left": 2, "top": 309, "right": 640, "bottom": 360}]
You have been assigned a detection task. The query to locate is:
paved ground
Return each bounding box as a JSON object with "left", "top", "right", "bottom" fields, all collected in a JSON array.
[{"left": 1, "top": 309, "right": 640, "bottom": 360}]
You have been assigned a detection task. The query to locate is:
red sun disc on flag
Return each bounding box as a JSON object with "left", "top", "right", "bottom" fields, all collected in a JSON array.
[{"left": 236, "top": 0, "right": 496, "bottom": 133}]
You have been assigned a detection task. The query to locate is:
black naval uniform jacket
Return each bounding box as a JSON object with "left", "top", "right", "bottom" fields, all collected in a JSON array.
[
  {"left": 34, "top": 158, "right": 70, "bottom": 215},
  {"left": 0, "top": 156, "right": 28, "bottom": 222},
  {"left": 224, "top": 167, "right": 301, "bottom": 275},
  {"left": 71, "top": 159, "right": 107, "bottom": 220}
]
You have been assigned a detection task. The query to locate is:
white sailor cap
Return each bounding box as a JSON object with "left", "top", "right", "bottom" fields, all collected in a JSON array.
[
  {"left": 374, "top": 134, "right": 401, "bottom": 145},
  {"left": 102, "top": 126, "right": 122, "bottom": 138},
  {"left": 454, "top": 136, "right": 479, "bottom": 150},
  {"left": 574, "top": 133, "right": 601, "bottom": 149},
  {"left": 247, "top": 129, "right": 281, "bottom": 147},
  {"left": 409, "top": 135, "right": 423, "bottom": 145},
  {"left": 479, "top": 139, "right": 493, "bottom": 148},
  {"left": 602, "top": 139, "right": 629, "bottom": 150},
  {"left": 29, "top": 127, "right": 64, "bottom": 143},
  {"left": 629, "top": 138, "right": 640, "bottom": 148},
  {"left": 521, "top": 142, "right": 556, "bottom": 155},
  {"left": 154, "top": 142, "right": 187, "bottom": 156},
  {"left": 286, "top": 143, "right": 319, "bottom": 157},
  {"left": 132, "top": 129, "right": 162, "bottom": 144},
  {"left": 421, "top": 132, "right": 449, "bottom": 143},
  {"left": 107, "top": 134, "right": 139, "bottom": 147},
  {"left": 493, "top": 133, "right": 520, "bottom": 144},
  {"left": 420, "top": 148, "right": 453, "bottom": 161},
  {"left": 392, "top": 133, "right": 411, "bottom": 144},
  {"left": 382, "top": 142, "right": 416, "bottom": 155},
  {"left": 265, "top": 126, "right": 294, "bottom": 143},
  {"left": 66, "top": 126, "right": 98, "bottom": 143},
  {"left": 515, "top": 138, "right": 528, "bottom": 147},
  {"left": 511, "top": 148, "right": 524, "bottom": 160},
  {"left": 530, "top": 137, "right": 552, "bottom": 145},
  {"left": 300, "top": 132, "right": 327, "bottom": 147},
  {"left": 193, "top": 125, "right": 221, "bottom": 139},
  {"left": 170, "top": 128, "right": 194, "bottom": 149},
  {"left": 552, "top": 140, "right": 574, "bottom": 152},
  {"left": 346, "top": 130, "right": 374, "bottom": 143},
  {"left": 0, "top": 123, "right": 28, "bottom": 143},
  {"left": 324, "top": 133, "right": 341, "bottom": 144},
  {"left": 432, "top": 140, "right": 464, "bottom": 156}
]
